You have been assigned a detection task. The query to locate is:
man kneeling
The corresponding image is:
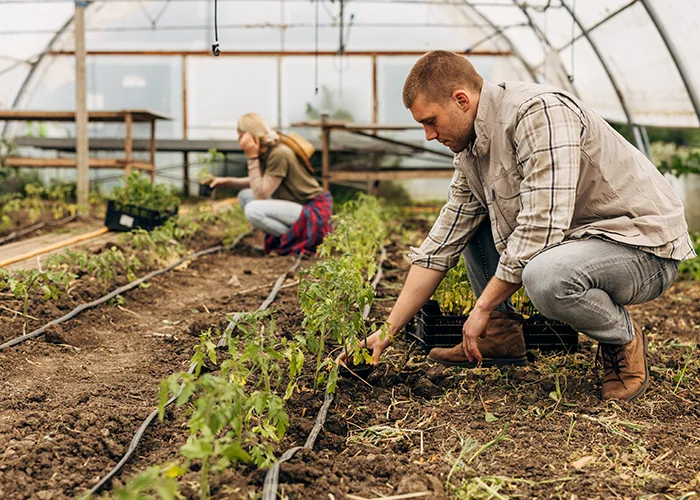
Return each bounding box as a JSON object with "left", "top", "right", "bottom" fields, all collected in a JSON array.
[{"left": 339, "top": 51, "right": 695, "bottom": 402}]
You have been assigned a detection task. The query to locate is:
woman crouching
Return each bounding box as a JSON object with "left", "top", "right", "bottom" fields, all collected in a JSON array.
[{"left": 210, "top": 113, "right": 332, "bottom": 255}]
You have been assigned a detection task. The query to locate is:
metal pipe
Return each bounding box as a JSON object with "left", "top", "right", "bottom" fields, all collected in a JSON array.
[
  {"left": 459, "top": 1, "right": 539, "bottom": 83},
  {"left": 554, "top": 0, "right": 638, "bottom": 53},
  {"left": 558, "top": 0, "right": 643, "bottom": 151},
  {"left": 510, "top": 0, "right": 579, "bottom": 96},
  {"left": 48, "top": 49, "right": 512, "bottom": 57},
  {"left": 350, "top": 130, "right": 453, "bottom": 158},
  {"left": 640, "top": 0, "right": 700, "bottom": 126}
]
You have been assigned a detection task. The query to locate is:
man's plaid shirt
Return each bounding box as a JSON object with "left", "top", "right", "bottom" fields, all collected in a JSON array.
[{"left": 409, "top": 86, "right": 695, "bottom": 284}]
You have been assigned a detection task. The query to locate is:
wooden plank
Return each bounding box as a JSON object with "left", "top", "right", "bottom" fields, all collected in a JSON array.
[
  {"left": 74, "top": 1, "right": 89, "bottom": 211},
  {"left": 150, "top": 120, "right": 156, "bottom": 182},
  {"left": 0, "top": 109, "right": 171, "bottom": 123},
  {"left": 292, "top": 120, "right": 422, "bottom": 131},
  {"left": 329, "top": 169, "right": 454, "bottom": 181},
  {"left": 124, "top": 112, "right": 132, "bottom": 176},
  {"left": 13, "top": 136, "right": 419, "bottom": 155},
  {"left": 321, "top": 115, "right": 330, "bottom": 191},
  {"left": 4, "top": 157, "right": 152, "bottom": 170}
]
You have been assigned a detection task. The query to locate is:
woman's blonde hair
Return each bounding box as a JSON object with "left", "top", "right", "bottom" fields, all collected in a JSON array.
[{"left": 237, "top": 113, "right": 279, "bottom": 146}]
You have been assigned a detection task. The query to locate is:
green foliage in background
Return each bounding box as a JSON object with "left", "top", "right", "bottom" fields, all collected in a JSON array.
[{"left": 678, "top": 233, "right": 700, "bottom": 281}]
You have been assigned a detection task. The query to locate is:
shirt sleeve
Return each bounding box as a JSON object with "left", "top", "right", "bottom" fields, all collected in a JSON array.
[
  {"left": 409, "top": 168, "right": 488, "bottom": 271},
  {"left": 495, "top": 94, "right": 585, "bottom": 283},
  {"left": 264, "top": 148, "right": 291, "bottom": 178}
]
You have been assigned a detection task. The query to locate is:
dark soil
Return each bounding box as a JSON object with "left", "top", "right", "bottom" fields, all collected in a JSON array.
[
  {"left": 0, "top": 218, "right": 698, "bottom": 500},
  {"left": 0, "top": 248, "right": 298, "bottom": 499}
]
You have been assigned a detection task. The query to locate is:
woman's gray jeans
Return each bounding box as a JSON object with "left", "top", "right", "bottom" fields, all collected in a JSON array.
[
  {"left": 238, "top": 188, "right": 303, "bottom": 237},
  {"left": 462, "top": 221, "right": 679, "bottom": 345}
]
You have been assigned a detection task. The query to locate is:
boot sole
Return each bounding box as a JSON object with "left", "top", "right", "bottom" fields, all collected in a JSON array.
[{"left": 427, "top": 356, "right": 527, "bottom": 368}]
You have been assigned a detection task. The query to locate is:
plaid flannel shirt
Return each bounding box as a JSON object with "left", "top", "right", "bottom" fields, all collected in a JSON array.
[{"left": 410, "top": 87, "right": 695, "bottom": 283}]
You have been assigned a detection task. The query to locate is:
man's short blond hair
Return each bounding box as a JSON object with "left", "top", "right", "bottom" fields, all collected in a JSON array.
[{"left": 402, "top": 50, "right": 484, "bottom": 108}]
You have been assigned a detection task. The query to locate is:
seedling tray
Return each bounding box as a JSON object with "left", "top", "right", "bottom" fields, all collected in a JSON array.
[
  {"left": 405, "top": 300, "right": 578, "bottom": 353},
  {"left": 104, "top": 199, "right": 178, "bottom": 232},
  {"left": 198, "top": 183, "right": 214, "bottom": 197},
  {"left": 523, "top": 314, "right": 578, "bottom": 354}
]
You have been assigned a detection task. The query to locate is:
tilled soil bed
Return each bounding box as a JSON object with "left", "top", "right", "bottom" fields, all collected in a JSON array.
[
  {"left": 0, "top": 248, "right": 299, "bottom": 499},
  {"left": 0, "top": 230, "right": 698, "bottom": 500}
]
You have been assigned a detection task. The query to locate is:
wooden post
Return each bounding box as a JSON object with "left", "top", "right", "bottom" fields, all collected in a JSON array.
[
  {"left": 370, "top": 55, "right": 379, "bottom": 194},
  {"left": 372, "top": 54, "right": 378, "bottom": 126},
  {"left": 150, "top": 119, "right": 156, "bottom": 182},
  {"left": 124, "top": 112, "right": 132, "bottom": 177},
  {"left": 74, "top": 1, "right": 89, "bottom": 212},
  {"left": 181, "top": 55, "right": 190, "bottom": 196},
  {"left": 321, "top": 113, "right": 330, "bottom": 191}
]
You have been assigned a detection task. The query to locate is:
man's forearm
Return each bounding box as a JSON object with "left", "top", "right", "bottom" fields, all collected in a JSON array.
[
  {"left": 386, "top": 265, "right": 446, "bottom": 336},
  {"left": 474, "top": 276, "right": 522, "bottom": 314}
]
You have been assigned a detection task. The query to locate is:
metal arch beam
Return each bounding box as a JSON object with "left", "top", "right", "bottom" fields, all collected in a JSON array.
[
  {"left": 459, "top": 1, "right": 540, "bottom": 83},
  {"left": 554, "top": 0, "right": 638, "bottom": 53},
  {"left": 2, "top": 2, "right": 99, "bottom": 138},
  {"left": 558, "top": 1, "right": 639, "bottom": 142},
  {"left": 509, "top": 0, "right": 580, "bottom": 97},
  {"left": 640, "top": 0, "right": 700, "bottom": 126}
]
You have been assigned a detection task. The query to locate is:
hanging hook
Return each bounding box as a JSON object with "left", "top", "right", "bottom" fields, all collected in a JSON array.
[{"left": 212, "top": 0, "right": 221, "bottom": 56}]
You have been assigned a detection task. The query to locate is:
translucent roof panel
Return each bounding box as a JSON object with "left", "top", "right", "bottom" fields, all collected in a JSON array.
[{"left": 0, "top": 0, "right": 698, "bottom": 133}]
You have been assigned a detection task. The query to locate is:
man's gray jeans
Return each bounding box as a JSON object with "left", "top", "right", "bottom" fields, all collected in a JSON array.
[
  {"left": 238, "top": 188, "right": 303, "bottom": 237},
  {"left": 463, "top": 221, "right": 680, "bottom": 345}
]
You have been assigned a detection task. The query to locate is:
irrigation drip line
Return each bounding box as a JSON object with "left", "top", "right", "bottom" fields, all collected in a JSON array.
[
  {"left": 87, "top": 253, "right": 304, "bottom": 496},
  {"left": 0, "top": 213, "right": 77, "bottom": 246},
  {"left": 0, "top": 232, "right": 250, "bottom": 352},
  {"left": 262, "top": 246, "right": 388, "bottom": 500}
]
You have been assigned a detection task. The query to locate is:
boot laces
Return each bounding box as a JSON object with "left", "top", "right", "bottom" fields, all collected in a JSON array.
[{"left": 597, "top": 343, "right": 628, "bottom": 388}]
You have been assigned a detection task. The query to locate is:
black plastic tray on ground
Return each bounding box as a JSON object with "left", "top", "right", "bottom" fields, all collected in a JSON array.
[
  {"left": 405, "top": 300, "right": 578, "bottom": 354},
  {"left": 104, "top": 199, "right": 178, "bottom": 232}
]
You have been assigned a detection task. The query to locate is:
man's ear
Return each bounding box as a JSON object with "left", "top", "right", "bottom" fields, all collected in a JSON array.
[{"left": 452, "top": 89, "right": 471, "bottom": 112}]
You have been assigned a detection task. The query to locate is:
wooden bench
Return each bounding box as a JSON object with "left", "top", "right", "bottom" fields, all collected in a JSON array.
[{"left": 0, "top": 109, "right": 171, "bottom": 181}]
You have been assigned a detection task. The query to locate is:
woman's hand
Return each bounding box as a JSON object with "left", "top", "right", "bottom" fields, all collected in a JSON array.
[
  {"left": 208, "top": 177, "right": 230, "bottom": 189},
  {"left": 239, "top": 132, "right": 260, "bottom": 159}
]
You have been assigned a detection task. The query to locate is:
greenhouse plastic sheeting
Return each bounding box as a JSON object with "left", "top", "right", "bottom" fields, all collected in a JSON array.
[{"left": 0, "top": 0, "right": 699, "bottom": 135}]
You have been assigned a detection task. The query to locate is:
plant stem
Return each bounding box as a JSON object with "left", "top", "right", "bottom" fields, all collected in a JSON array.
[{"left": 468, "top": 423, "right": 509, "bottom": 464}]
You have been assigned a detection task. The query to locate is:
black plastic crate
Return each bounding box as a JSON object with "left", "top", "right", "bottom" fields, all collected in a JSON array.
[
  {"left": 198, "top": 183, "right": 214, "bottom": 197},
  {"left": 405, "top": 300, "right": 578, "bottom": 353},
  {"left": 523, "top": 315, "right": 578, "bottom": 354},
  {"left": 410, "top": 300, "right": 466, "bottom": 349},
  {"left": 104, "top": 199, "right": 178, "bottom": 232}
]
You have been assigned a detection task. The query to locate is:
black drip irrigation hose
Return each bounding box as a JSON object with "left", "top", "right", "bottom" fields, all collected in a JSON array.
[
  {"left": 261, "top": 247, "right": 388, "bottom": 500},
  {"left": 87, "top": 253, "right": 304, "bottom": 497},
  {"left": 0, "top": 233, "right": 250, "bottom": 352},
  {"left": 0, "top": 213, "right": 78, "bottom": 246}
]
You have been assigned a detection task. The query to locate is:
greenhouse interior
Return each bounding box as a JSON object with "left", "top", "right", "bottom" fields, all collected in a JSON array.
[{"left": 0, "top": 1, "right": 699, "bottom": 499}]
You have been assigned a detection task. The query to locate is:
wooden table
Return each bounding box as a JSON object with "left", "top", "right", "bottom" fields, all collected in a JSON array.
[
  {"left": 0, "top": 109, "right": 171, "bottom": 181},
  {"left": 291, "top": 119, "right": 453, "bottom": 190}
]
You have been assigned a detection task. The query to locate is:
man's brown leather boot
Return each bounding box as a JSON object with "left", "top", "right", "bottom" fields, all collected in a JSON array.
[
  {"left": 598, "top": 320, "right": 649, "bottom": 401},
  {"left": 427, "top": 311, "right": 527, "bottom": 368}
]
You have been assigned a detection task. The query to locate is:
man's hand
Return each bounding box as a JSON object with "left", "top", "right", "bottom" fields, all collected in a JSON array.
[
  {"left": 461, "top": 306, "right": 491, "bottom": 363},
  {"left": 336, "top": 329, "right": 391, "bottom": 367},
  {"left": 240, "top": 132, "right": 261, "bottom": 159}
]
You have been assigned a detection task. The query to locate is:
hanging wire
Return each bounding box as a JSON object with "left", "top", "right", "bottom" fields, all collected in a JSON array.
[
  {"left": 315, "top": 0, "right": 319, "bottom": 95},
  {"left": 568, "top": 0, "right": 575, "bottom": 82},
  {"left": 151, "top": 0, "right": 173, "bottom": 28},
  {"left": 212, "top": 0, "right": 220, "bottom": 56}
]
